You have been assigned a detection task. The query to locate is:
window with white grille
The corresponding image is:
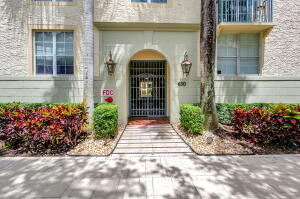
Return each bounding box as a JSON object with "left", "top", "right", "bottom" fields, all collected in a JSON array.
[{"left": 35, "top": 31, "right": 74, "bottom": 75}]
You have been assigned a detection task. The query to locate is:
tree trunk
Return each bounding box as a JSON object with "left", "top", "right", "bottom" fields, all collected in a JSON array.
[
  {"left": 83, "top": 0, "right": 94, "bottom": 118},
  {"left": 200, "top": 0, "right": 219, "bottom": 130}
]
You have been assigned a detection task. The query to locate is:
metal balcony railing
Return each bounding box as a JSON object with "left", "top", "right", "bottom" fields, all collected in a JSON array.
[{"left": 218, "top": 0, "right": 273, "bottom": 23}]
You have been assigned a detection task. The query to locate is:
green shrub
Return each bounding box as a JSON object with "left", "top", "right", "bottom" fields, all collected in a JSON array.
[
  {"left": 216, "top": 103, "right": 300, "bottom": 125},
  {"left": 0, "top": 103, "right": 88, "bottom": 153},
  {"left": 232, "top": 104, "right": 300, "bottom": 145},
  {"left": 93, "top": 104, "right": 118, "bottom": 138},
  {"left": 180, "top": 104, "right": 205, "bottom": 134},
  {"left": 217, "top": 103, "right": 266, "bottom": 124}
]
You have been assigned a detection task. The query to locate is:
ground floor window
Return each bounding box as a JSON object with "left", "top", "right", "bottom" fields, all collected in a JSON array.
[
  {"left": 35, "top": 31, "right": 74, "bottom": 75},
  {"left": 217, "top": 33, "right": 259, "bottom": 75}
]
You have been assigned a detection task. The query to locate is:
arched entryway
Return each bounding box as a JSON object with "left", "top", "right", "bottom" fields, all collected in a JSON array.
[{"left": 128, "top": 50, "right": 169, "bottom": 121}]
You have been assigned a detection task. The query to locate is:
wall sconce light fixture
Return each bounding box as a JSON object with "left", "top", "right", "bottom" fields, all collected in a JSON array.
[
  {"left": 105, "top": 51, "right": 116, "bottom": 76},
  {"left": 181, "top": 51, "right": 192, "bottom": 78}
]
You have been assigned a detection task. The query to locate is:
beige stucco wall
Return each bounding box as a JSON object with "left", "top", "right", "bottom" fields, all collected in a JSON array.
[
  {"left": 263, "top": 0, "right": 300, "bottom": 76},
  {"left": 0, "top": 0, "right": 86, "bottom": 104},
  {"left": 131, "top": 49, "right": 166, "bottom": 60},
  {"left": 94, "top": 0, "right": 200, "bottom": 24},
  {"left": 95, "top": 30, "right": 199, "bottom": 124},
  {"left": 0, "top": 0, "right": 85, "bottom": 76},
  {"left": 0, "top": 0, "right": 299, "bottom": 124},
  {"left": 215, "top": 76, "right": 300, "bottom": 104},
  {"left": 0, "top": 76, "right": 83, "bottom": 102}
]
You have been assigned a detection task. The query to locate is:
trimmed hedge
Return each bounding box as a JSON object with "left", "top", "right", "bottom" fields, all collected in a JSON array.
[
  {"left": 0, "top": 103, "right": 88, "bottom": 153},
  {"left": 180, "top": 104, "right": 205, "bottom": 134},
  {"left": 93, "top": 104, "right": 118, "bottom": 138},
  {"left": 216, "top": 103, "right": 300, "bottom": 125}
]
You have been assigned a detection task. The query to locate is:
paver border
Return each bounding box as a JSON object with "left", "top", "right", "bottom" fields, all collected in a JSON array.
[
  {"left": 110, "top": 124, "right": 128, "bottom": 155},
  {"left": 170, "top": 124, "right": 198, "bottom": 156}
]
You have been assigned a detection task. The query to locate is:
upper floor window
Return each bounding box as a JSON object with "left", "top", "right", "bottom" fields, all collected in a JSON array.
[
  {"left": 35, "top": 31, "right": 74, "bottom": 75},
  {"left": 131, "top": 0, "right": 167, "bottom": 3},
  {"left": 217, "top": 33, "right": 259, "bottom": 75}
]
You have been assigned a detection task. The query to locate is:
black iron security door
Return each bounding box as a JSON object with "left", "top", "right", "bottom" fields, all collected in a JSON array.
[{"left": 129, "top": 60, "right": 167, "bottom": 117}]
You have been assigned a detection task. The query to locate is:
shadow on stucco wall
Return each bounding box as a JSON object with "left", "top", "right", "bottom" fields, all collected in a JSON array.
[
  {"left": 1, "top": 0, "right": 82, "bottom": 103},
  {"left": 215, "top": 77, "right": 256, "bottom": 103},
  {"left": 95, "top": 0, "right": 164, "bottom": 23},
  {"left": 1, "top": 0, "right": 58, "bottom": 50},
  {"left": 43, "top": 77, "right": 80, "bottom": 103},
  {"left": 93, "top": 46, "right": 126, "bottom": 104}
]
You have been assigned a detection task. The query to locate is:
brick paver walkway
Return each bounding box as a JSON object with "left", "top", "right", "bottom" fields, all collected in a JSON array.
[
  {"left": 113, "top": 124, "right": 194, "bottom": 156},
  {"left": 0, "top": 155, "right": 300, "bottom": 198}
]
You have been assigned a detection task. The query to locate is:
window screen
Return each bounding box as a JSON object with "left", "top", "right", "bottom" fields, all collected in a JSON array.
[
  {"left": 239, "top": 34, "right": 259, "bottom": 74},
  {"left": 217, "top": 34, "right": 237, "bottom": 75},
  {"left": 217, "top": 33, "right": 259, "bottom": 75}
]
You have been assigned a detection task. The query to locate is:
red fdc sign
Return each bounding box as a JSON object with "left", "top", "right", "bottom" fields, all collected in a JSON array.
[{"left": 101, "top": 89, "right": 114, "bottom": 97}]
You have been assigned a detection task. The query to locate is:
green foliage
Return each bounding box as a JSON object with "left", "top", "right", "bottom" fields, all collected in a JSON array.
[
  {"left": 180, "top": 104, "right": 205, "bottom": 134},
  {"left": 93, "top": 104, "right": 118, "bottom": 138},
  {"left": 216, "top": 103, "right": 299, "bottom": 125},
  {"left": 216, "top": 103, "right": 268, "bottom": 124},
  {"left": 0, "top": 102, "right": 81, "bottom": 109},
  {"left": 0, "top": 103, "right": 88, "bottom": 153},
  {"left": 232, "top": 104, "right": 300, "bottom": 145}
]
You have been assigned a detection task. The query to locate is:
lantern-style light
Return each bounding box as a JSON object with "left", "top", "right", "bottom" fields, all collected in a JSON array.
[
  {"left": 181, "top": 51, "right": 192, "bottom": 78},
  {"left": 105, "top": 51, "right": 116, "bottom": 76}
]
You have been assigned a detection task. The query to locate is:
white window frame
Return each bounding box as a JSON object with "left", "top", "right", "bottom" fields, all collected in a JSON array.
[
  {"left": 34, "top": 31, "right": 74, "bottom": 76},
  {"left": 217, "top": 33, "right": 260, "bottom": 76}
]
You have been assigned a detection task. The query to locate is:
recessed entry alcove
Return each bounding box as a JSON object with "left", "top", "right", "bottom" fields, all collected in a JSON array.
[{"left": 128, "top": 49, "right": 170, "bottom": 123}]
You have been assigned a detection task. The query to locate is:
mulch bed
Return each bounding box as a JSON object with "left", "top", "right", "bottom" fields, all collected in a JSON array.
[
  {"left": 67, "top": 125, "right": 125, "bottom": 156},
  {"left": 173, "top": 123, "right": 300, "bottom": 155},
  {"left": 0, "top": 125, "right": 126, "bottom": 157}
]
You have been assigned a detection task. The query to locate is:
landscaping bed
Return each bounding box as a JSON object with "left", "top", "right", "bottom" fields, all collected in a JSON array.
[
  {"left": 0, "top": 125, "right": 125, "bottom": 157},
  {"left": 177, "top": 103, "right": 300, "bottom": 155},
  {"left": 0, "top": 103, "right": 122, "bottom": 157},
  {"left": 174, "top": 123, "right": 300, "bottom": 155},
  {"left": 0, "top": 103, "right": 88, "bottom": 156},
  {"left": 67, "top": 124, "right": 125, "bottom": 156}
]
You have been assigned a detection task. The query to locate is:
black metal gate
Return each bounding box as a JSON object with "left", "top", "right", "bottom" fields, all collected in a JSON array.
[{"left": 129, "top": 60, "right": 167, "bottom": 117}]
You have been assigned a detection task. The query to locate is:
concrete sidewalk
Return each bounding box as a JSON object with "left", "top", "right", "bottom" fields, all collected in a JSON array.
[{"left": 0, "top": 155, "right": 299, "bottom": 199}]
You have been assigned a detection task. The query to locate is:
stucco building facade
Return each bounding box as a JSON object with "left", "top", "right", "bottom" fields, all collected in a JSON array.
[{"left": 0, "top": 0, "right": 299, "bottom": 124}]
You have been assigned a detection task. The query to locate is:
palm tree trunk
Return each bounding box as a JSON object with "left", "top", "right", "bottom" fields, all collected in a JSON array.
[
  {"left": 83, "top": 0, "right": 94, "bottom": 118},
  {"left": 200, "top": 0, "right": 219, "bottom": 130}
]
